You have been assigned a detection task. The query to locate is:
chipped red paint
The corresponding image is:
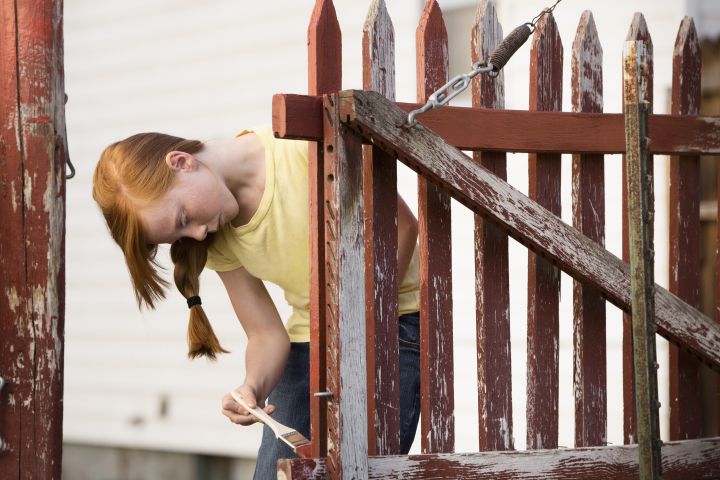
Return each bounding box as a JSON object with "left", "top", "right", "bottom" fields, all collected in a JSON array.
[
  {"left": 668, "top": 16, "right": 703, "bottom": 442},
  {"left": 471, "top": 0, "right": 513, "bottom": 453},
  {"left": 416, "top": 0, "right": 454, "bottom": 455},
  {"left": 527, "top": 12, "right": 563, "bottom": 451},
  {"left": 362, "top": 0, "right": 401, "bottom": 457},
  {"left": 571, "top": 10, "right": 607, "bottom": 448},
  {"left": 307, "top": 0, "right": 341, "bottom": 459},
  {"left": 0, "top": 0, "right": 66, "bottom": 478}
]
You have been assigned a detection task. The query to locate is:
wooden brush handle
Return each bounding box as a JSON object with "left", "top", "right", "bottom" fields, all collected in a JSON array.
[{"left": 230, "top": 390, "right": 281, "bottom": 431}]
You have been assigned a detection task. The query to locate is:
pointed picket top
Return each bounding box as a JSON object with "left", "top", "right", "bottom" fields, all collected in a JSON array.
[
  {"left": 625, "top": 12, "right": 653, "bottom": 106},
  {"left": 417, "top": 0, "right": 448, "bottom": 100},
  {"left": 308, "top": 0, "right": 341, "bottom": 95},
  {"left": 530, "top": 12, "right": 563, "bottom": 112},
  {"left": 363, "top": 0, "right": 395, "bottom": 100},
  {"left": 672, "top": 16, "right": 700, "bottom": 115},
  {"left": 471, "top": 0, "right": 504, "bottom": 108},
  {"left": 572, "top": 11, "right": 603, "bottom": 113}
]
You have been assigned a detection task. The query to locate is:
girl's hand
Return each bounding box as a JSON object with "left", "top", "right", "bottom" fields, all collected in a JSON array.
[{"left": 221, "top": 384, "right": 276, "bottom": 426}]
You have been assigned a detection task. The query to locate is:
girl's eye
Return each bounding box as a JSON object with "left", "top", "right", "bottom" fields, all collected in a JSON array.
[{"left": 180, "top": 211, "right": 188, "bottom": 227}]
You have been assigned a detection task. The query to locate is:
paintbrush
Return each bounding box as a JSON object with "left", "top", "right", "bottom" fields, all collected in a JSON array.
[{"left": 230, "top": 390, "right": 312, "bottom": 458}]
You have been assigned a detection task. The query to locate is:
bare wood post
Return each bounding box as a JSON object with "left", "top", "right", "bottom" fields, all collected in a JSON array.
[
  {"left": 0, "top": 0, "right": 67, "bottom": 477},
  {"left": 362, "top": 0, "right": 400, "bottom": 456},
  {"left": 668, "top": 16, "right": 703, "bottom": 441},
  {"left": 323, "top": 94, "right": 368, "bottom": 479},
  {"left": 623, "top": 13, "right": 653, "bottom": 445},
  {"left": 416, "top": 0, "right": 454, "bottom": 454},
  {"left": 307, "top": 0, "right": 341, "bottom": 459},
  {"left": 471, "top": 0, "right": 513, "bottom": 452},
  {"left": 624, "top": 40, "right": 662, "bottom": 480},
  {"left": 527, "top": 12, "right": 563, "bottom": 451},
  {"left": 571, "top": 11, "right": 607, "bottom": 448}
]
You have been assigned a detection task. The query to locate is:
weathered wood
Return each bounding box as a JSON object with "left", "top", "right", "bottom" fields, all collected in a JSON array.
[
  {"left": 337, "top": 89, "right": 720, "bottom": 373},
  {"left": 279, "top": 437, "right": 720, "bottom": 479},
  {"left": 624, "top": 40, "right": 662, "bottom": 480},
  {"left": 307, "top": 0, "right": 341, "bottom": 459},
  {"left": 471, "top": 0, "right": 513, "bottom": 452},
  {"left": 0, "top": 0, "right": 66, "bottom": 478},
  {"left": 668, "top": 16, "right": 703, "bottom": 442},
  {"left": 623, "top": 13, "right": 653, "bottom": 446},
  {"left": 416, "top": 0, "right": 454, "bottom": 455},
  {"left": 571, "top": 10, "right": 607, "bottom": 448},
  {"left": 362, "top": 0, "right": 400, "bottom": 456},
  {"left": 323, "top": 95, "right": 368, "bottom": 479},
  {"left": 272, "top": 93, "right": 720, "bottom": 155},
  {"left": 527, "top": 12, "right": 562, "bottom": 451}
]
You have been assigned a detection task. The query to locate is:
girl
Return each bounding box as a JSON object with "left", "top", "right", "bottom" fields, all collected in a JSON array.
[{"left": 92, "top": 126, "right": 421, "bottom": 478}]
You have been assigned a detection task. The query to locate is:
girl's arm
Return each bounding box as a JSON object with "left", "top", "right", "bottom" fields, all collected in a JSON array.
[
  {"left": 218, "top": 267, "right": 290, "bottom": 426},
  {"left": 397, "top": 194, "right": 418, "bottom": 282}
]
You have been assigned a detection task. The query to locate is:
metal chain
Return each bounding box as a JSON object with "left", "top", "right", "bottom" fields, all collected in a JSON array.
[{"left": 405, "top": 0, "right": 563, "bottom": 127}]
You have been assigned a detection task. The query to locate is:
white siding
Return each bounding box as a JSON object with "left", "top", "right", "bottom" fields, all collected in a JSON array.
[{"left": 63, "top": 0, "right": 715, "bottom": 459}]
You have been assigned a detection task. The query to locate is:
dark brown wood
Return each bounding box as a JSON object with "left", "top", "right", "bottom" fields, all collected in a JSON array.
[
  {"left": 471, "top": 0, "right": 513, "bottom": 452},
  {"left": 307, "top": 0, "right": 341, "bottom": 459},
  {"left": 0, "top": 0, "right": 66, "bottom": 478},
  {"left": 362, "top": 0, "right": 400, "bottom": 456},
  {"left": 624, "top": 39, "right": 662, "bottom": 479},
  {"left": 623, "top": 13, "right": 653, "bottom": 446},
  {"left": 571, "top": 11, "right": 607, "bottom": 448},
  {"left": 280, "top": 436, "right": 720, "bottom": 479},
  {"left": 323, "top": 95, "right": 368, "bottom": 479},
  {"left": 337, "top": 89, "right": 720, "bottom": 373},
  {"left": 416, "top": 0, "right": 454, "bottom": 455},
  {"left": 272, "top": 93, "right": 720, "bottom": 155},
  {"left": 668, "top": 16, "right": 703, "bottom": 442},
  {"left": 527, "top": 12, "right": 562, "bottom": 451}
]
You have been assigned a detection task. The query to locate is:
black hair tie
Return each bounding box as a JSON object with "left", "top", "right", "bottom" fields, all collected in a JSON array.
[{"left": 187, "top": 295, "right": 202, "bottom": 308}]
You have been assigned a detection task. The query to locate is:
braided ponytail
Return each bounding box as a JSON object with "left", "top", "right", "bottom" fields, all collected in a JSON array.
[{"left": 170, "top": 235, "right": 229, "bottom": 360}]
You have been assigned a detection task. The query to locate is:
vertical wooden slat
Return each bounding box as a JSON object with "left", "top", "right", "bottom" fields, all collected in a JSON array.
[
  {"left": 0, "top": 0, "right": 66, "bottom": 477},
  {"left": 362, "top": 0, "right": 400, "bottom": 456},
  {"left": 416, "top": 0, "right": 454, "bottom": 454},
  {"left": 571, "top": 11, "right": 606, "bottom": 448},
  {"left": 624, "top": 39, "right": 662, "bottom": 479},
  {"left": 323, "top": 94, "right": 368, "bottom": 479},
  {"left": 471, "top": 0, "right": 513, "bottom": 453},
  {"left": 308, "top": 0, "right": 341, "bottom": 459},
  {"left": 623, "top": 13, "right": 653, "bottom": 445},
  {"left": 526, "top": 12, "right": 562, "bottom": 451},
  {"left": 668, "top": 16, "right": 703, "bottom": 442}
]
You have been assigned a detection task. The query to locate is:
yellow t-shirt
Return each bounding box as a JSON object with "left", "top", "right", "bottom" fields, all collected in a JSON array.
[{"left": 205, "top": 126, "right": 420, "bottom": 342}]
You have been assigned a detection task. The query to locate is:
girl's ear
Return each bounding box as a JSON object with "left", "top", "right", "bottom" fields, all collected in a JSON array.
[{"left": 165, "top": 151, "right": 197, "bottom": 172}]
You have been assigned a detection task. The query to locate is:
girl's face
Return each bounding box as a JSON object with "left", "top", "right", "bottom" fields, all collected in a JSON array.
[{"left": 139, "top": 152, "right": 239, "bottom": 244}]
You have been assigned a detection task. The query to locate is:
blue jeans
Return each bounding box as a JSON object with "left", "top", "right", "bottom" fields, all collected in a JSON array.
[{"left": 253, "top": 312, "right": 421, "bottom": 479}]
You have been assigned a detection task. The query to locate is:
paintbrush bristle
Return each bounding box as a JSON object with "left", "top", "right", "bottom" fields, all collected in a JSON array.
[{"left": 281, "top": 431, "right": 311, "bottom": 448}]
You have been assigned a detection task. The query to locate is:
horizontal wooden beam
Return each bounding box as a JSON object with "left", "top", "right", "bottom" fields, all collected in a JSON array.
[
  {"left": 334, "top": 89, "right": 720, "bottom": 373},
  {"left": 279, "top": 437, "right": 720, "bottom": 479},
  {"left": 272, "top": 93, "right": 720, "bottom": 155}
]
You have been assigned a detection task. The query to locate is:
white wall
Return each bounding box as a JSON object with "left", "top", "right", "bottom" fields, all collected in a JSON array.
[{"left": 63, "top": 0, "right": 714, "bottom": 459}]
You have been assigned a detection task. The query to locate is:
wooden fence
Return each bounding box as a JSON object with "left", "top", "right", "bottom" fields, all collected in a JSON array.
[{"left": 272, "top": 0, "right": 720, "bottom": 478}]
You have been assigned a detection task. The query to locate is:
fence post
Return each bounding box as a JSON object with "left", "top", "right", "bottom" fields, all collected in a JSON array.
[
  {"left": 668, "top": 16, "right": 703, "bottom": 441},
  {"left": 307, "top": 0, "right": 341, "bottom": 459},
  {"left": 416, "top": 0, "right": 455, "bottom": 454},
  {"left": 623, "top": 13, "right": 653, "bottom": 445},
  {"left": 624, "top": 39, "right": 662, "bottom": 480},
  {"left": 0, "top": 0, "right": 66, "bottom": 477},
  {"left": 527, "top": 11, "right": 563, "bottom": 451},
  {"left": 571, "top": 10, "right": 607, "bottom": 448},
  {"left": 362, "top": 0, "right": 401, "bottom": 456},
  {"left": 471, "top": 0, "right": 513, "bottom": 453},
  {"left": 323, "top": 93, "right": 368, "bottom": 479}
]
